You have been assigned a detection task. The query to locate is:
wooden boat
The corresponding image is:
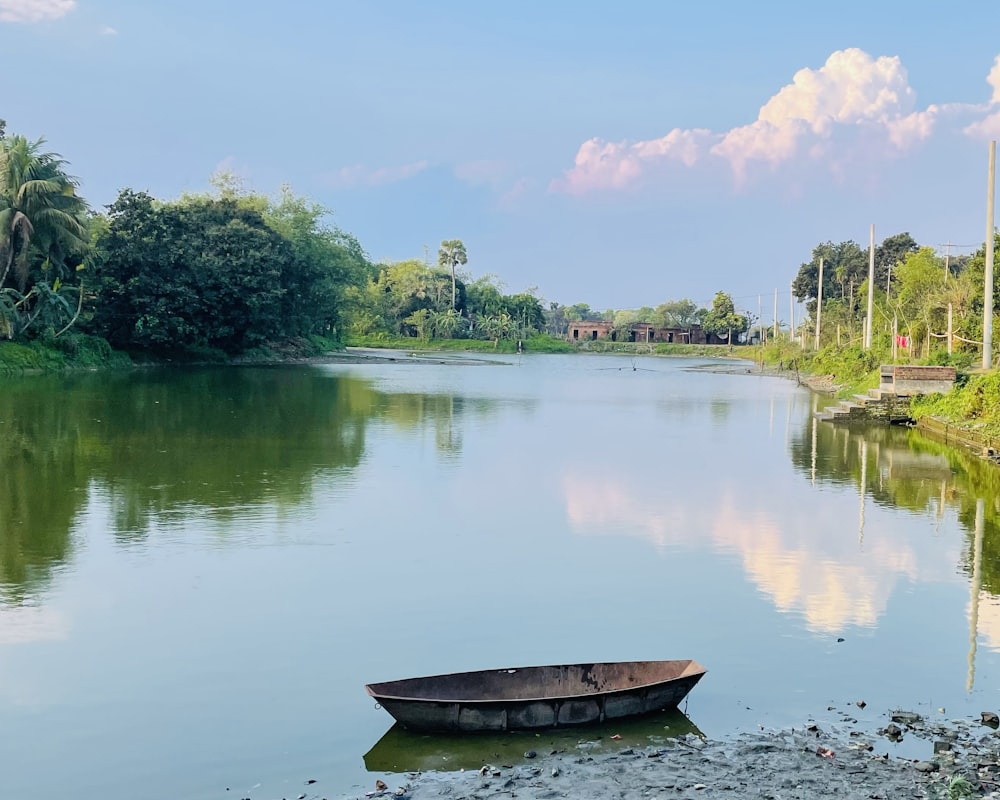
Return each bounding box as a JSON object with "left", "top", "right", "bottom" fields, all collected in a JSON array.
[{"left": 364, "top": 659, "right": 706, "bottom": 733}]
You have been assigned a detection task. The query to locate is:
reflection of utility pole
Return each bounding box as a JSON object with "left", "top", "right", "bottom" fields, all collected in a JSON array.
[
  {"left": 810, "top": 413, "right": 818, "bottom": 487},
  {"left": 858, "top": 439, "right": 867, "bottom": 546},
  {"left": 968, "top": 497, "right": 985, "bottom": 693}
]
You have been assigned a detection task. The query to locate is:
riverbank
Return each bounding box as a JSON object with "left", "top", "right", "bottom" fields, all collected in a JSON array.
[
  {"left": 356, "top": 709, "right": 1000, "bottom": 800},
  {"left": 686, "top": 358, "right": 845, "bottom": 395}
]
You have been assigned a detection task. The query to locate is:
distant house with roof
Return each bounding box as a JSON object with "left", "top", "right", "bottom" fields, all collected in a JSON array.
[{"left": 567, "top": 321, "right": 726, "bottom": 345}]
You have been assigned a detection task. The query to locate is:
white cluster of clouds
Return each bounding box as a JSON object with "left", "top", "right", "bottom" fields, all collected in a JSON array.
[
  {"left": 965, "top": 55, "right": 1000, "bottom": 139},
  {"left": 553, "top": 128, "right": 712, "bottom": 194},
  {"left": 0, "top": 0, "right": 75, "bottom": 23},
  {"left": 553, "top": 48, "right": 1000, "bottom": 194},
  {"left": 326, "top": 160, "right": 429, "bottom": 188}
]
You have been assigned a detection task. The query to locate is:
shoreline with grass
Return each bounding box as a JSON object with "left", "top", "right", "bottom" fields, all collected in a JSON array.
[{"left": 5, "top": 333, "right": 1000, "bottom": 454}]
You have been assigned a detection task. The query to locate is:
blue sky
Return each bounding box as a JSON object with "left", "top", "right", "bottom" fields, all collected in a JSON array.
[{"left": 3, "top": 0, "right": 1000, "bottom": 316}]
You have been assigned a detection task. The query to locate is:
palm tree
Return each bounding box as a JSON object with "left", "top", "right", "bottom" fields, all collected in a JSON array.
[
  {"left": 437, "top": 239, "right": 467, "bottom": 311},
  {"left": 430, "top": 308, "right": 463, "bottom": 339},
  {"left": 0, "top": 135, "right": 89, "bottom": 336}
]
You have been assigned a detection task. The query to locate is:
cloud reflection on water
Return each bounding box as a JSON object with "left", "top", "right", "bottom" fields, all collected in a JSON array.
[{"left": 561, "top": 418, "right": 975, "bottom": 636}]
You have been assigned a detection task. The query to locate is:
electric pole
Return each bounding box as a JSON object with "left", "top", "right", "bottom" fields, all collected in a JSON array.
[
  {"left": 814, "top": 257, "right": 824, "bottom": 351},
  {"left": 865, "top": 224, "right": 875, "bottom": 349},
  {"left": 773, "top": 288, "right": 778, "bottom": 341},
  {"left": 984, "top": 140, "right": 996, "bottom": 370},
  {"left": 789, "top": 281, "right": 794, "bottom": 344}
]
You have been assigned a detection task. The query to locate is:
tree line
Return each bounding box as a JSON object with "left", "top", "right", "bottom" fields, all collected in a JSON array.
[
  {"left": 791, "top": 229, "right": 997, "bottom": 364},
  {"left": 0, "top": 125, "right": 755, "bottom": 357}
]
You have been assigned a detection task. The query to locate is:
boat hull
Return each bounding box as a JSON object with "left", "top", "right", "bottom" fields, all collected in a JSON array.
[{"left": 366, "top": 660, "right": 705, "bottom": 733}]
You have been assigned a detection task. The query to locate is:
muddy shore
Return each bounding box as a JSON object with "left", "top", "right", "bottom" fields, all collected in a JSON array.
[{"left": 354, "top": 710, "right": 1000, "bottom": 800}]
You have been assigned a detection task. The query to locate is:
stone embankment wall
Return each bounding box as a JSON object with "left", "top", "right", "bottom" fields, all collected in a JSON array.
[
  {"left": 915, "top": 415, "right": 1000, "bottom": 461},
  {"left": 864, "top": 394, "right": 914, "bottom": 422}
]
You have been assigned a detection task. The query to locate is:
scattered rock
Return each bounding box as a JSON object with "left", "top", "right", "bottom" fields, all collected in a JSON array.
[
  {"left": 933, "top": 740, "right": 953, "bottom": 753},
  {"left": 914, "top": 761, "right": 939, "bottom": 773},
  {"left": 884, "top": 724, "right": 903, "bottom": 740},
  {"left": 891, "top": 711, "right": 922, "bottom": 725},
  {"left": 523, "top": 750, "right": 537, "bottom": 759},
  {"left": 982, "top": 711, "right": 1000, "bottom": 728},
  {"left": 856, "top": 700, "right": 867, "bottom": 709}
]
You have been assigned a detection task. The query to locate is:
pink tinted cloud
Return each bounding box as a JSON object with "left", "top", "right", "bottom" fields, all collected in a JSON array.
[
  {"left": 554, "top": 48, "right": 944, "bottom": 193},
  {"left": 550, "top": 128, "right": 713, "bottom": 194}
]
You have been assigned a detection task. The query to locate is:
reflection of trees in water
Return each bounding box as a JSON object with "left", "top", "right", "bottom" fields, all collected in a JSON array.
[
  {"left": 0, "top": 367, "right": 508, "bottom": 599},
  {"left": 0, "top": 377, "right": 89, "bottom": 602},
  {"left": 379, "top": 394, "right": 498, "bottom": 457},
  {"left": 789, "top": 418, "right": 1000, "bottom": 595}
]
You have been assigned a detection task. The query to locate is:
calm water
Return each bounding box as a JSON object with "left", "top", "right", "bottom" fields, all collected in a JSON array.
[{"left": 2, "top": 352, "right": 999, "bottom": 799}]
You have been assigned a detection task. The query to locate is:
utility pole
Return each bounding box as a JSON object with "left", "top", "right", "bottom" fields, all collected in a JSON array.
[
  {"left": 984, "top": 140, "right": 996, "bottom": 370},
  {"left": 948, "top": 303, "right": 954, "bottom": 355},
  {"left": 814, "top": 257, "right": 824, "bottom": 350},
  {"left": 758, "top": 294, "right": 763, "bottom": 345},
  {"left": 789, "top": 281, "right": 794, "bottom": 343},
  {"left": 944, "top": 241, "right": 951, "bottom": 282},
  {"left": 773, "top": 288, "right": 778, "bottom": 341},
  {"left": 865, "top": 224, "right": 875, "bottom": 349}
]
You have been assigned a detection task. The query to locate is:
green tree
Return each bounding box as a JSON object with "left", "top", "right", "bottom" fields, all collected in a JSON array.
[
  {"left": 502, "top": 291, "right": 545, "bottom": 335},
  {"left": 430, "top": 308, "right": 463, "bottom": 339},
  {"left": 466, "top": 274, "right": 505, "bottom": 320},
  {"left": 876, "top": 232, "right": 919, "bottom": 290},
  {"left": 256, "top": 186, "right": 369, "bottom": 339},
  {"left": 702, "top": 291, "right": 748, "bottom": 341},
  {"left": 90, "top": 190, "right": 292, "bottom": 354},
  {"left": 892, "top": 247, "right": 946, "bottom": 354},
  {"left": 563, "top": 303, "right": 594, "bottom": 322},
  {"left": 793, "top": 241, "right": 868, "bottom": 312},
  {"left": 654, "top": 298, "right": 701, "bottom": 328},
  {"left": 368, "top": 259, "right": 462, "bottom": 336},
  {"left": 404, "top": 308, "right": 431, "bottom": 340},
  {"left": 438, "top": 239, "right": 468, "bottom": 310},
  {"left": 0, "top": 134, "right": 90, "bottom": 338}
]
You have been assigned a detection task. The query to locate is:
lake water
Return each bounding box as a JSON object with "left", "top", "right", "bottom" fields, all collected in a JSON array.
[{"left": 2, "top": 352, "right": 999, "bottom": 799}]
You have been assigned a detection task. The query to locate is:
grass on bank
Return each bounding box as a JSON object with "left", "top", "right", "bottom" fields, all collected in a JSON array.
[
  {"left": 0, "top": 333, "right": 349, "bottom": 374},
  {"left": 911, "top": 370, "right": 1000, "bottom": 439},
  {"left": 344, "top": 333, "right": 575, "bottom": 353},
  {"left": 0, "top": 334, "right": 133, "bottom": 374},
  {"left": 752, "top": 338, "right": 1000, "bottom": 438}
]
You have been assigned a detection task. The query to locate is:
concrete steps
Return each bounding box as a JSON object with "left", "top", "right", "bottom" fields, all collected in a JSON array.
[{"left": 814, "top": 388, "right": 914, "bottom": 425}]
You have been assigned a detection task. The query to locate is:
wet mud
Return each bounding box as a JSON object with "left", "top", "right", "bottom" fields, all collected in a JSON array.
[{"left": 352, "top": 710, "right": 1000, "bottom": 800}]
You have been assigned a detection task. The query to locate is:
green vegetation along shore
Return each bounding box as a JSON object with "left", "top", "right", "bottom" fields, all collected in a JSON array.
[{"left": 4, "top": 120, "right": 1000, "bottom": 444}]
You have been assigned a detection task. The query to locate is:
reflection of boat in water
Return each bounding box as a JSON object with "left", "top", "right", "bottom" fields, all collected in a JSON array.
[
  {"left": 363, "top": 707, "right": 704, "bottom": 773},
  {"left": 365, "top": 660, "right": 706, "bottom": 733}
]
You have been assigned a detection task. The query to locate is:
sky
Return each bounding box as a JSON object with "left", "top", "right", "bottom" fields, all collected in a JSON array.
[{"left": 3, "top": 0, "right": 1000, "bottom": 317}]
